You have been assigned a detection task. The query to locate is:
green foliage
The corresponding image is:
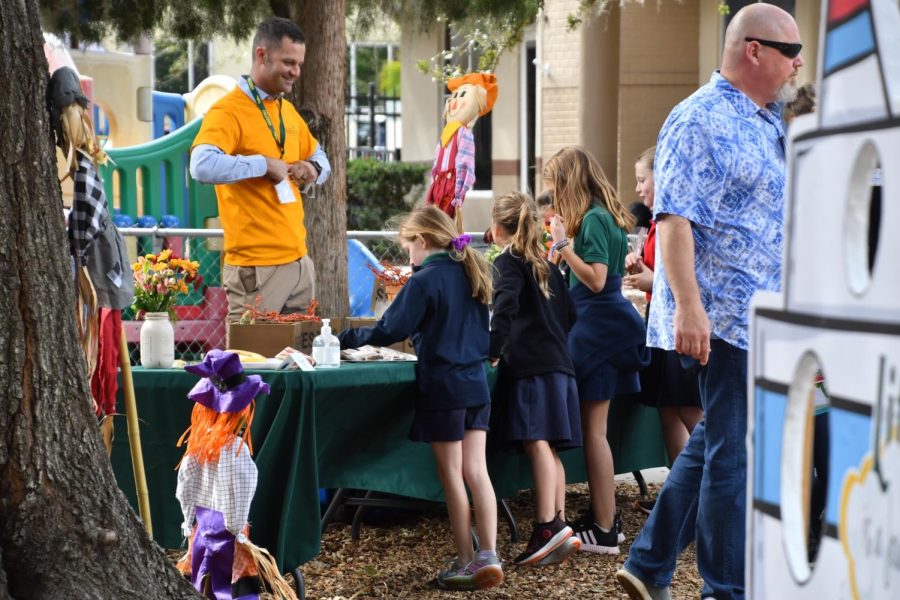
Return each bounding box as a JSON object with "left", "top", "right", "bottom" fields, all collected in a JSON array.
[
  {"left": 346, "top": 159, "right": 430, "bottom": 231},
  {"left": 378, "top": 60, "right": 402, "bottom": 95},
  {"left": 154, "top": 35, "right": 210, "bottom": 93},
  {"left": 348, "top": 44, "right": 398, "bottom": 96},
  {"left": 485, "top": 243, "right": 502, "bottom": 265},
  {"left": 39, "top": 0, "right": 271, "bottom": 44},
  {"left": 350, "top": 0, "right": 542, "bottom": 80}
]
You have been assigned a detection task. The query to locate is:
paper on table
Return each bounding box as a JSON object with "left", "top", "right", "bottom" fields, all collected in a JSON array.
[{"left": 340, "top": 345, "right": 417, "bottom": 362}]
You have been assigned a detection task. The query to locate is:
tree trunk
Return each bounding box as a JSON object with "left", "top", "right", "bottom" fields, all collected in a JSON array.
[
  {"left": 0, "top": 2, "right": 200, "bottom": 598},
  {"left": 284, "top": 0, "right": 349, "bottom": 318}
]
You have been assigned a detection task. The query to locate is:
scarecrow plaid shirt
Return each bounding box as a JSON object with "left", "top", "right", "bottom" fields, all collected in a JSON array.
[
  {"left": 69, "top": 152, "right": 107, "bottom": 266},
  {"left": 177, "top": 442, "right": 258, "bottom": 537}
]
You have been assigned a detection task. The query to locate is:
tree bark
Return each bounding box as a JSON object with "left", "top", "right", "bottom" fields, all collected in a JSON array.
[
  {"left": 0, "top": 1, "right": 200, "bottom": 598},
  {"left": 284, "top": 0, "right": 350, "bottom": 318}
]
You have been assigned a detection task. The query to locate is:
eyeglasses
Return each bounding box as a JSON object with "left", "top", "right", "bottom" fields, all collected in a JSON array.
[{"left": 744, "top": 37, "right": 802, "bottom": 59}]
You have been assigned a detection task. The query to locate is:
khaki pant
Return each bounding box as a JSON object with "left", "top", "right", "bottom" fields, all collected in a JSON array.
[{"left": 223, "top": 255, "right": 316, "bottom": 323}]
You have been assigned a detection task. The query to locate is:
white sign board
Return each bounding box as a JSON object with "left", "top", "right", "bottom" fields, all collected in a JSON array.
[{"left": 747, "top": 1, "right": 900, "bottom": 598}]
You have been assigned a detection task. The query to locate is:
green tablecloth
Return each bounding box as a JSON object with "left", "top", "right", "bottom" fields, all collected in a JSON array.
[
  {"left": 314, "top": 363, "right": 668, "bottom": 500},
  {"left": 112, "top": 362, "right": 667, "bottom": 570}
]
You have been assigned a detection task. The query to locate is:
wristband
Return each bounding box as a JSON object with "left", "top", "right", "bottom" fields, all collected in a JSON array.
[{"left": 552, "top": 239, "right": 569, "bottom": 254}]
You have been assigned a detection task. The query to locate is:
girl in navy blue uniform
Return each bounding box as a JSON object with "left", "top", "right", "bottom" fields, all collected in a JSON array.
[
  {"left": 544, "top": 147, "right": 649, "bottom": 554},
  {"left": 338, "top": 206, "right": 502, "bottom": 591},
  {"left": 489, "top": 191, "right": 583, "bottom": 566}
]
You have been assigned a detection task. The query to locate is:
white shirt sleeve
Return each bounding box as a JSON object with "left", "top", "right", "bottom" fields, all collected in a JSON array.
[{"left": 190, "top": 144, "right": 268, "bottom": 184}]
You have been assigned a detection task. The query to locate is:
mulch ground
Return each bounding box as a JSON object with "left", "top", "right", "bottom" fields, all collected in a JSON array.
[{"left": 295, "top": 480, "right": 703, "bottom": 600}]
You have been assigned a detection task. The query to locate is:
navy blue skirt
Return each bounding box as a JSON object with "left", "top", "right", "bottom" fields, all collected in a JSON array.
[
  {"left": 568, "top": 276, "right": 649, "bottom": 402},
  {"left": 502, "top": 372, "right": 582, "bottom": 450},
  {"left": 578, "top": 362, "right": 641, "bottom": 401},
  {"left": 409, "top": 403, "right": 491, "bottom": 443}
]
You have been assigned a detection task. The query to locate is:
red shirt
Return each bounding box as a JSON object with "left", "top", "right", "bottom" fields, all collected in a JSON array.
[{"left": 642, "top": 221, "right": 657, "bottom": 303}]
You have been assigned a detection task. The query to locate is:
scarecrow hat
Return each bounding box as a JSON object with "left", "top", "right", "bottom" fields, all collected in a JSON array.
[
  {"left": 47, "top": 66, "right": 89, "bottom": 150},
  {"left": 185, "top": 350, "right": 270, "bottom": 413},
  {"left": 447, "top": 73, "right": 498, "bottom": 116}
]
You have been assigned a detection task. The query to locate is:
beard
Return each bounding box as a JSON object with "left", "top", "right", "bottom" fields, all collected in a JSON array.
[{"left": 776, "top": 78, "right": 799, "bottom": 103}]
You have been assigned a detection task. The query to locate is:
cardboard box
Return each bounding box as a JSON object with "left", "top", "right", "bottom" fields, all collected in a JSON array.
[
  {"left": 227, "top": 316, "right": 415, "bottom": 358},
  {"left": 227, "top": 318, "right": 343, "bottom": 357},
  {"left": 370, "top": 280, "right": 404, "bottom": 318}
]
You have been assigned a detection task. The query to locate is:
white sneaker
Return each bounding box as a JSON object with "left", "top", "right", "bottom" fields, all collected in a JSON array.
[{"left": 615, "top": 568, "right": 671, "bottom": 600}]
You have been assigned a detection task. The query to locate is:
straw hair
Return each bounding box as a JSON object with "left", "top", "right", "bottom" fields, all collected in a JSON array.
[
  {"left": 399, "top": 206, "right": 492, "bottom": 305},
  {"left": 60, "top": 103, "right": 108, "bottom": 177},
  {"left": 543, "top": 146, "right": 635, "bottom": 237},
  {"left": 635, "top": 145, "right": 656, "bottom": 172},
  {"left": 243, "top": 541, "right": 299, "bottom": 600},
  {"left": 492, "top": 192, "right": 551, "bottom": 298}
]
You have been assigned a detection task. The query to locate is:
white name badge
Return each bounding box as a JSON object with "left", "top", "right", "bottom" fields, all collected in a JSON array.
[{"left": 275, "top": 179, "right": 296, "bottom": 204}]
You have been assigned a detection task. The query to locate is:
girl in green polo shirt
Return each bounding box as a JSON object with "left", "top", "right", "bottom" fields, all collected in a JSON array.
[{"left": 544, "top": 146, "right": 650, "bottom": 554}]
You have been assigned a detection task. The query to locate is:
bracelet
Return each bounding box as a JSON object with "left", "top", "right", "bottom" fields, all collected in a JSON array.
[{"left": 552, "top": 239, "right": 569, "bottom": 254}]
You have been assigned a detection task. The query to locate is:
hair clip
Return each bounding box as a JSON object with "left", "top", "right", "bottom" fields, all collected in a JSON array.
[{"left": 451, "top": 234, "right": 472, "bottom": 252}]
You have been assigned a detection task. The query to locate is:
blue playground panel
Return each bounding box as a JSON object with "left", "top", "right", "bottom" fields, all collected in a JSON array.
[
  {"left": 347, "top": 239, "right": 384, "bottom": 317},
  {"left": 152, "top": 91, "right": 186, "bottom": 139}
]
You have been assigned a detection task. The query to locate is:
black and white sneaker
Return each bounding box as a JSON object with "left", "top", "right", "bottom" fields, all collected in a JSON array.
[
  {"left": 571, "top": 510, "right": 625, "bottom": 545},
  {"left": 514, "top": 514, "right": 573, "bottom": 565},
  {"left": 571, "top": 514, "right": 622, "bottom": 555}
]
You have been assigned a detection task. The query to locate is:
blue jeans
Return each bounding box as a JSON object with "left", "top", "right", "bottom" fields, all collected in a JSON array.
[{"left": 624, "top": 339, "right": 748, "bottom": 600}]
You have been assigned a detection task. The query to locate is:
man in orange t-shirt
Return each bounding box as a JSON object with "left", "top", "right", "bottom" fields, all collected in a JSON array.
[{"left": 190, "top": 17, "right": 331, "bottom": 323}]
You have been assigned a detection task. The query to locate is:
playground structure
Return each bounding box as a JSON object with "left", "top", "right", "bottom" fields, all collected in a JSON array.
[{"left": 747, "top": 1, "right": 899, "bottom": 598}]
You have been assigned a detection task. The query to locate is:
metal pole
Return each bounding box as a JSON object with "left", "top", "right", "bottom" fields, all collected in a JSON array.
[
  {"left": 368, "top": 81, "right": 376, "bottom": 149},
  {"left": 187, "top": 40, "right": 195, "bottom": 91},
  {"left": 119, "top": 324, "right": 153, "bottom": 537}
]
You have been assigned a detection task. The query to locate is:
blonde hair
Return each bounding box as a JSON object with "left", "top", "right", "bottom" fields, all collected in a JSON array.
[
  {"left": 635, "top": 145, "right": 656, "bottom": 172},
  {"left": 399, "top": 206, "right": 492, "bottom": 305},
  {"left": 492, "top": 192, "right": 551, "bottom": 298},
  {"left": 60, "top": 104, "right": 108, "bottom": 177},
  {"left": 543, "top": 146, "right": 635, "bottom": 238}
]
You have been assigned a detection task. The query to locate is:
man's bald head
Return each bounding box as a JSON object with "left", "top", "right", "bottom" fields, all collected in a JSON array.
[
  {"left": 720, "top": 3, "right": 804, "bottom": 106},
  {"left": 724, "top": 3, "right": 798, "bottom": 59}
]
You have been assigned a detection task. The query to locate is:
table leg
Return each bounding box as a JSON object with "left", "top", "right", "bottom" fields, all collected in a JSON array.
[
  {"left": 350, "top": 490, "right": 376, "bottom": 540},
  {"left": 292, "top": 568, "right": 305, "bottom": 600},
  {"left": 498, "top": 499, "right": 518, "bottom": 543},
  {"left": 321, "top": 488, "right": 349, "bottom": 531},
  {"left": 633, "top": 470, "right": 649, "bottom": 499}
]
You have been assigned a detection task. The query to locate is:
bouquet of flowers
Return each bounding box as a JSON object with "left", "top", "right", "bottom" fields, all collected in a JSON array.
[{"left": 131, "top": 249, "right": 201, "bottom": 316}]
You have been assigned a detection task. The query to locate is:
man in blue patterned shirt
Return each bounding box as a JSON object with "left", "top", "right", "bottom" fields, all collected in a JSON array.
[{"left": 617, "top": 4, "right": 804, "bottom": 600}]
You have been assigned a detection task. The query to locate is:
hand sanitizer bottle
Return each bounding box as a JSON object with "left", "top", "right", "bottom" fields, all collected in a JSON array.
[{"left": 312, "top": 319, "right": 340, "bottom": 368}]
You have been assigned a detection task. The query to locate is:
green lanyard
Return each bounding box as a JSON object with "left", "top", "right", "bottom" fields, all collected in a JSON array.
[{"left": 244, "top": 76, "right": 285, "bottom": 158}]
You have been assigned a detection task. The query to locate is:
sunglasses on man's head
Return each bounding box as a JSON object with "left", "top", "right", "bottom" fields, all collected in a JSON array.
[{"left": 745, "top": 37, "right": 803, "bottom": 59}]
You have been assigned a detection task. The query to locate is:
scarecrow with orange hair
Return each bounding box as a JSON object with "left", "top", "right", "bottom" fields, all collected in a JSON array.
[
  {"left": 426, "top": 73, "right": 498, "bottom": 227},
  {"left": 175, "top": 350, "right": 296, "bottom": 600}
]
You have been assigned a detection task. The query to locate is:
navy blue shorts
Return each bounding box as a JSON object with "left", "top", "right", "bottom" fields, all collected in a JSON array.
[{"left": 409, "top": 403, "right": 491, "bottom": 442}]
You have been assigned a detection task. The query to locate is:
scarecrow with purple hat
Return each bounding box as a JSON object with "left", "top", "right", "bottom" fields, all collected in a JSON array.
[{"left": 175, "top": 350, "right": 296, "bottom": 600}]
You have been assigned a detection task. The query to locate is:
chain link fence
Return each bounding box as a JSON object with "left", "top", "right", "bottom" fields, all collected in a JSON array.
[{"left": 119, "top": 227, "right": 489, "bottom": 365}]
